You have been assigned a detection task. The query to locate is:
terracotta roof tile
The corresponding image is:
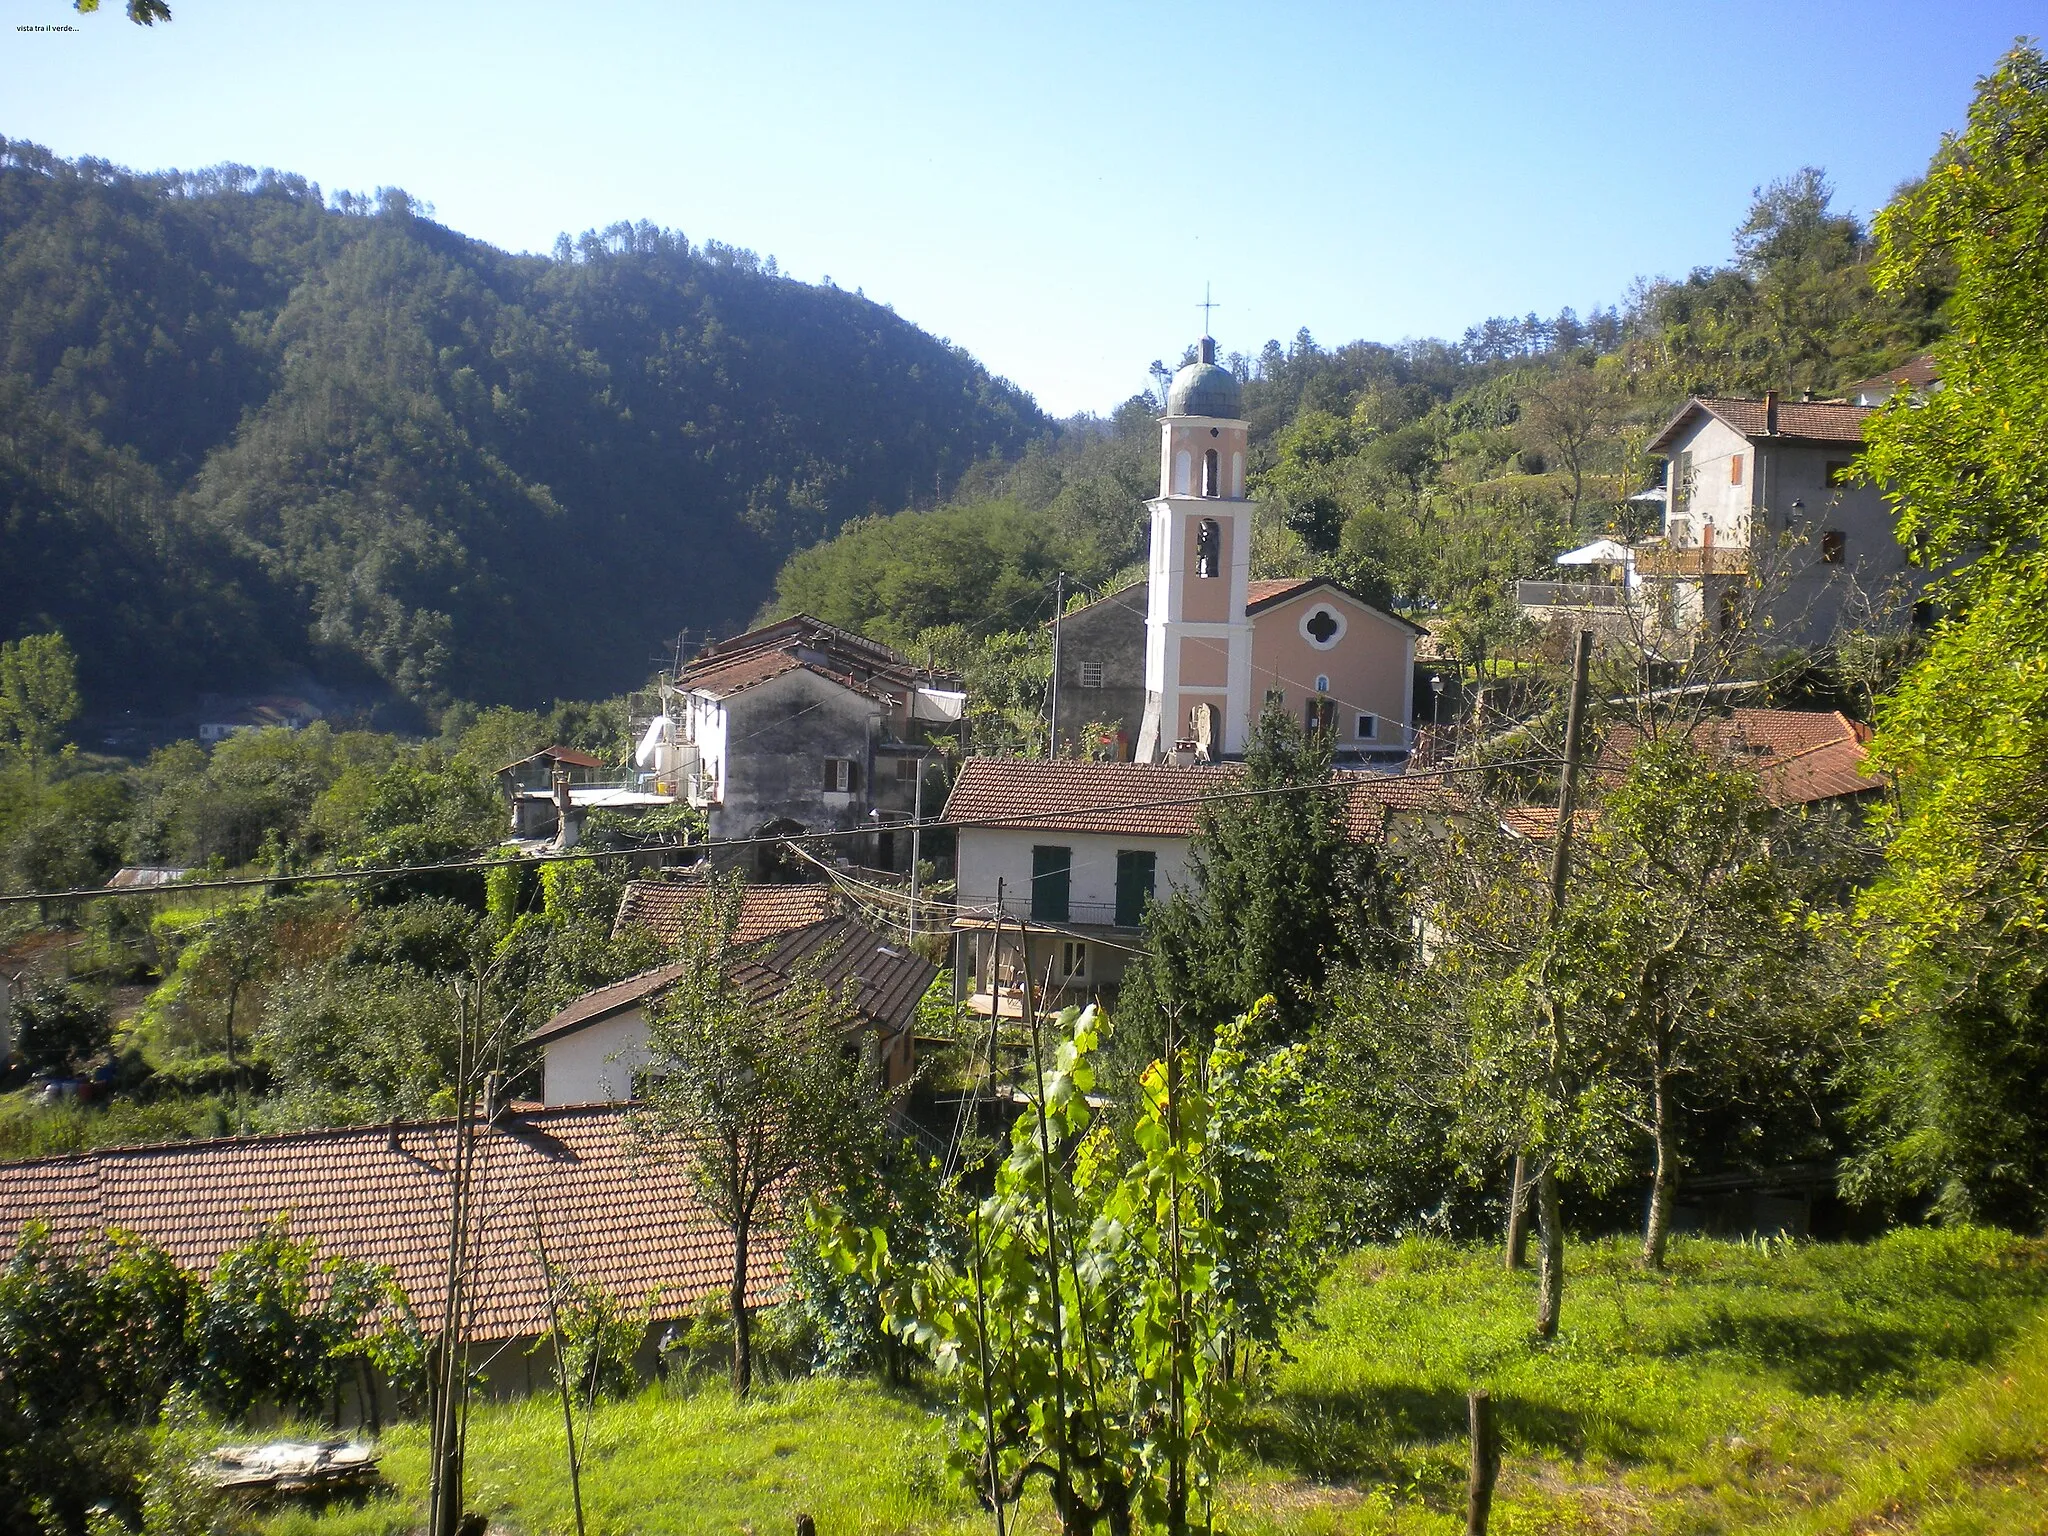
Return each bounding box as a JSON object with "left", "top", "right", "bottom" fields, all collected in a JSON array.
[
  {"left": 939, "top": 758, "right": 1462, "bottom": 842},
  {"left": 615, "top": 880, "right": 837, "bottom": 946},
  {"left": 1598, "top": 709, "right": 1883, "bottom": 807},
  {"left": 531, "top": 917, "right": 935, "bottom": 1048},
  {"left": 0, "top": 1107, "right": 777, "bottom": 1342},
  {"left": 1651, "top": 397, "right": 1873, "bottom": 453},
  {"left": 940, "top": 759, "right": 1237, "bottom": 837}
]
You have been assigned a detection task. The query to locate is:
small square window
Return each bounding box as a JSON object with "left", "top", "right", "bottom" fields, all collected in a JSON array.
[
  {"left": 1356, "top": 713, "right": 1377, "bottom": 740},
  {"left": 824, "top": 758, "right": 856, "bottom": 792},
  {"left": 894, "top": 756, "right": 918, "bottom": 781},
  {"left": 1079, "top": 660, "right": 1104, "bottom": 689},
  {"left": 1820, "top": 530, "right": 1846, "bottom": 565}
]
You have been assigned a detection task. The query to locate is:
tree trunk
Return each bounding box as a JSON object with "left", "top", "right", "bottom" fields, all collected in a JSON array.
[
  {"left": 1534, "top": 1169, "right": 1563, "bottom": 1340},
  {"left": 1642, "top": 1068, "right": 1678, "bottom": 1270},
  {"left": 1503, "top": 1156, "right": 1530, "bottom": 1271},
  {"left": 729, "top": 1220, "right": 752, "bottom": 1398}
]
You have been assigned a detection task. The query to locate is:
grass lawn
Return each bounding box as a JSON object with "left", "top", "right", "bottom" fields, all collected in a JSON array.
[{"left": 260, "top": 1228, "right": 2048, "bottom": 1536}]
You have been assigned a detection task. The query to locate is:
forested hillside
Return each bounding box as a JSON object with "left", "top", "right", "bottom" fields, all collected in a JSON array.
[
  {"left": 775, "top": 167, "right": 1947, "bottom": 732},
  {"left": 0, "top": 139, "right": 1043, "bottom": 711}
]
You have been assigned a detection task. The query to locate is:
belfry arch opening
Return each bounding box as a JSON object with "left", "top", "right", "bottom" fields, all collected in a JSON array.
[{"left": 1202, "top": 448, "right": 1219, "bottom": 497}]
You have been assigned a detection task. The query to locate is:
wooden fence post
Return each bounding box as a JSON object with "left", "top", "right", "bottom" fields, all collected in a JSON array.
[{"left": 1466, "top": 1388, "right": 1500, "bottom": 1536}]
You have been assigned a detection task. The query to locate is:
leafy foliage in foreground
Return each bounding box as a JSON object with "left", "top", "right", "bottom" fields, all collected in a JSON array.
[{"left": 1851, "top": 43, "right": 2048, "bottom": 1228}]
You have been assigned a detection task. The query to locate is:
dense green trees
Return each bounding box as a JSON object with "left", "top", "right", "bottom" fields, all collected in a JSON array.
[
  {"left": 1849, "top": 44, "right": 2048, "bottom": 1229},
  {"left": 0, "top": 141, "right": 1042, "bottom": 710}
]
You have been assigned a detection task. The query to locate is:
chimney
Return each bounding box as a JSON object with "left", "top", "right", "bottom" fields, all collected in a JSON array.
[
  {"left": 551, "top": 763, "right": 580, "bottom": 849},
  {"left": 1764, "top": 389, "right": 1779, "bottom": 435}
]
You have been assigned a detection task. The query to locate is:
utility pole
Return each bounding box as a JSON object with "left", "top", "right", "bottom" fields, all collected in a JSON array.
[
  {"left": 1047, "top": 573, "right": 1064, "bottom": 760},
  {"left": 1506, "top": 628, "right": 1593, "bottom": 1280},
  {"left": 908, "top": 752, "right": 926, "bottom": 944}
]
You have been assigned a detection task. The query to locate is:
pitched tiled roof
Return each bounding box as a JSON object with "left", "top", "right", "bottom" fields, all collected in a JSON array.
[
  {"left": 1844, "top": 354, "right": 1939, "bottom": 394},
  {"left": 940, "top": 758, "right": 1237, "bottom": 837},
  {"left": 692, "top": 614, "right": 910, "bottom": 674},
  {"left": 496, "top": 744, "right": 606, "bottom": 774},
  {"left": 1598, "top": 709, "right": 1883, "bottom": 807},
  {"left": 1650, "top": 397, "right": 1873, "bottom": 454},
  {"left": 678, "top": 649, "right": 885, "bottom": 702},
  {"left": 1245, "top": 578, "right": 1315, "bottom": 607},
  {"left": 1243, "top": 575, "right": 1429, "bottom": 634},
  {"left": 0, "top": 1107, "right": 777, "bottom": 1342},
  {"left": 940, "top": 758, "right": 1461, "bottom": 842},
  {"left": 531, "top": 918, "right": 935, "bottom": 1048},
  {"left": 615, "top": 879, "right": 837, "bottom": 946}
]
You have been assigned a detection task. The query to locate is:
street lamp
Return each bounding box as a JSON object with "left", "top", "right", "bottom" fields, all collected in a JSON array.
[{"left": 1430, "top": 672, "right": 1445, "bottom": 728}]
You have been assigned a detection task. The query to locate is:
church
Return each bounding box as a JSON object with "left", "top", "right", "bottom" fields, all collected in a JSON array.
[{"left": 1053, "top": 337, "right": 1423, "bottom": 767}]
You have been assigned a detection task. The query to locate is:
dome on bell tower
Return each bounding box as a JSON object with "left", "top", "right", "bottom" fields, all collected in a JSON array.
[{"left": 1166, "top": 336, "right": 1242, "bottom": 419}]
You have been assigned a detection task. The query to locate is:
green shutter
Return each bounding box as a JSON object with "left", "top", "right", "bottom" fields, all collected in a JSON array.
[
  {"left": 1031, "top": 845, "right": 1071, "bottom": 923},
  {"left": 1115, "top": 850, "right": 1156, "bottom": 928}
]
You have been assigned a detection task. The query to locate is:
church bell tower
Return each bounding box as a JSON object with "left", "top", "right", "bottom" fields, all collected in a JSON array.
[{"left": 1135, "top": 337, "right": 1255, "bottom": 762}]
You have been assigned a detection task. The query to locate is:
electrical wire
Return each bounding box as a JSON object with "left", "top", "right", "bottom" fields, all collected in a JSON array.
[{"left": 0, "top": 753, "right": 1560, "bottom": 908}]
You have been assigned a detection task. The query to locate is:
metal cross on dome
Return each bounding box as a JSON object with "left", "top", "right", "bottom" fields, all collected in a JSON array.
[{"left": 1199, "top": 284, "right": 1220, "bottom": 335}]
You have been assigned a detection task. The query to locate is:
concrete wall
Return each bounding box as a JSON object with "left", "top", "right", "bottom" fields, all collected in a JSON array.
[
  {"left": 1249, "top": 590, "right": 1416, "bottom": 752},
  {"left": 705, "top": 670, "right": 883, "bottom": 853},
  {"left": 955, "top": 826, "right": 1191, "bottom": 930},
  {"left": 1052, "top": 586, "right": 1148, "bottom": 756},
  {"left": 543, "top": 1009, "right": 652, "bottom": 1105},
  {"left": 1659, "top": 416, "right": 1926, "bottom": 645}
]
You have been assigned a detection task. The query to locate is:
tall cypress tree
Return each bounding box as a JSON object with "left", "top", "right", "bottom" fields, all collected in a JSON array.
[{"left": 1117, "top": 702, "right": 1396, "bottom": 1060}]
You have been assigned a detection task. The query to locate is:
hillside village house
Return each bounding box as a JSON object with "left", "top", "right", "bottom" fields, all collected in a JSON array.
[
  {"left": 1524, "top": 360, "right": 1938, "bottom": 647},
  {"left": 1108, "top": 340, "right": 1423, "bottom": 766},
  {"left": 633, "top": 615, "right": 963, "bottom": 871},
  {"left": 941, "top": 757, "right": 1453, "bottom": 1015},
  {"left": 498, "top": 744, "right": 683, "bottom": 848},
  {"left": 530, "top": 912, "right": 934, "bottom": 1105}
]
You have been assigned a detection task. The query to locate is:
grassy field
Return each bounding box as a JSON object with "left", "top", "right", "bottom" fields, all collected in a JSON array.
[{"left": 259, "top": 1228, "right": 2048, "bottom": 1536}]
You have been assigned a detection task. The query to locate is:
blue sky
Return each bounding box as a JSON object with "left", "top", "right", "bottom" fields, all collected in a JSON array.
[{"left": 2, "top": 1, "right": 2032, "bottom": 415}]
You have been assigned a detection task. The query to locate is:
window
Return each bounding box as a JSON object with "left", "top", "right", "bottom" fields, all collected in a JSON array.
[
  {"left": 1300, "top": 605, "right": 1346, "bottom": 649},
  {"left": 1305, "top": 697, "right": 1336, "bottom": 735},
  {"left": 1825, "top": 460, "right": 1854, "bottom": 488},
  {"left": 1078, "top": 660, "right": 1104, "bottom": 689},
  {"left": 1672, "top": 450, "right": 1693, "bottom": 519},
  {"left": 1202, "top": 448, "right": 1220, "bottom": 497},
  {"left": 1729, "top": 453, "right": 1744, "bottom": 486},
  {"left": 894, "top": 755, "right": 918, "bottom": 781},
  {"left": 1264, "top": 687, "right": 1285, "bottom": 708},
  {"left": 823, "top": 757, "right": 857, "bottom": 792},
  {"left": 1059, "top": 941, "right": 1088, "bottom": 981},
  {"left": 1031, "top": 844, "right": 1072, "bottom": 923},
  {"left": 1115, "top": 850, "right": 1156, "bottom": 928},
  {"left": 1195, "top": 518, "right": 1221, "bottom": 578},
  {"left": 1174, "top": 450, "right": 1191, "bottom": 495},
  {"left": 1315, "top": 675, "right": 1330, "bottom": 692},
  {"left": 1820, "top": 529, "right": 1846, "bottom": 564},
  {"left": 1356, "top": 713, "right": 1377, "bottom": 740}
]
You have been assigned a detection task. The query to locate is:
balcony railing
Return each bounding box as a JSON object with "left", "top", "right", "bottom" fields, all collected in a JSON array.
[
  {"left": 1634, "top": 547, "right": 1750, "bottom": 577},
  {"left": 1515, "top": 580, "right": 1626, "bottom": 610},
  {"left": 970, "top": 896, "right": 1138, "bottom": 930}
]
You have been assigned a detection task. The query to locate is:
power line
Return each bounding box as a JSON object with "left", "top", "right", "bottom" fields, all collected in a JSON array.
[{"left": 0, "top": 755, "right": 1559, "bottom": 909}]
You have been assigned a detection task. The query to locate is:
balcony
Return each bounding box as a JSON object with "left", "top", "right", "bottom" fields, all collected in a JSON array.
[
  {"left": 1634, "top": 547, "right": 1750, "bottom": 577},
  {"left": 1515, "top": 580, "right": 1626, "bottom": 610}
]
